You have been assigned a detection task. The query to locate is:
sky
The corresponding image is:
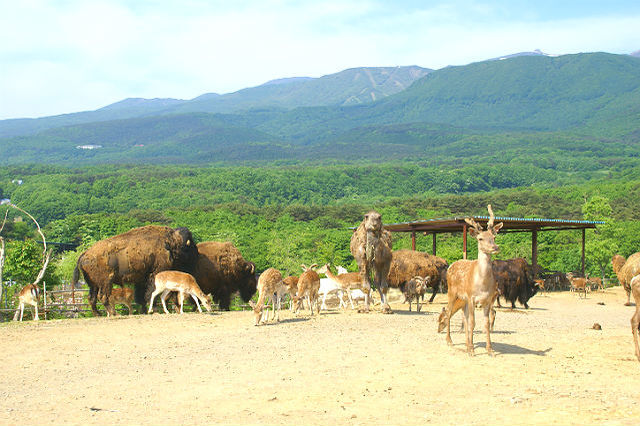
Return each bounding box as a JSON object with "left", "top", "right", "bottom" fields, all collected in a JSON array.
[{"left": 1, "top": 0, "right": 639, "bottom": 120}]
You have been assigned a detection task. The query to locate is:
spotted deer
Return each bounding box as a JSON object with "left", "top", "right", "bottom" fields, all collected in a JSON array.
[{"left": 438, "top": 205, "right": 503, "bottom": 356}]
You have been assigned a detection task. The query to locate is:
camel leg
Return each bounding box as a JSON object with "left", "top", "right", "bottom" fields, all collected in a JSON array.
[{"left": 631, "top": 307, "right": 640, "bottom": 361}]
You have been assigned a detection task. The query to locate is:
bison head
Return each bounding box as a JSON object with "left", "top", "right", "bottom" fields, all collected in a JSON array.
[
  {"left": 171, "top": 227, "right": 199, "bottom": 272},
  {"left": 238, "top": 262, "right": 258, "bottom": 302}
]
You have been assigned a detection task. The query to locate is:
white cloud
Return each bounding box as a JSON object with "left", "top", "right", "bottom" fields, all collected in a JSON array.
[{"left": 1, "top": 0, "right": 639, "bottom": 119}]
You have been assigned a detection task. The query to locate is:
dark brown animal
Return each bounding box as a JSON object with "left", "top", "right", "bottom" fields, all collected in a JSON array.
[
  {"left": 350, "top": 211, "right": 393, "bottom": 313},
  {"left": 402, "top": 276, "right": 431, "bottom": 312},
  {"left": 388, "top": 249, "right": 448, "bottom": 303},
  {"left": 72, "top": 225, "right": 198, "bottom": 316},
  {"left": 493, "top": 258, "right": 538, "bottom": 309},
  {"left": 192, "top": 241, "right": 257, "bottom": 310},
  {"left": 612, "top": 253, "right": 640, "bottom": 306}
]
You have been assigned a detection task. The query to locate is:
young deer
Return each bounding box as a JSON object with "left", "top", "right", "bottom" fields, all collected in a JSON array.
[
  {"left": 292, "top": 267, "right": 321, "bottom": 316},
  {"left": 317, "top": 264, "right": 368, "bottom": 310},
  {"left": 16, "top": 284, "right": 41, "bottom": 321},
  {"left": 438, "top": 205, "right": 503, "bottom": 356},
  {"left": 249, "top": 268, "right": 286, "bottom": 325},
  {"left": 630, "top": 274, "right": 640, "bottom": 362},
  {"left": 148, "top": 270, "right": 212, "bottom": 314},
  {"left": 13, "top": 248, "right": 52, "bottom": 322},
  {"left": 103, "top": 287, "right": 134, "bottom": 316}
]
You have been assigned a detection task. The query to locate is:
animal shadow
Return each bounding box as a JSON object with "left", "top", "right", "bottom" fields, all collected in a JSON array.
[
  {"left": 393, "top": 309, "right": 436, "bottom": 316},
  {"left": 477, "top": 342, "right": 552, "bottom": 356}
]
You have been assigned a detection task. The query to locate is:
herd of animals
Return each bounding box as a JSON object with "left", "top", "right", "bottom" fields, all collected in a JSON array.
[{"left": 11, "top": 205, "right": 640, "bottom": 361}]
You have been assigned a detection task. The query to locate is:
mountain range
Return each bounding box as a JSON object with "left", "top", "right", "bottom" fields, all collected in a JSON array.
[{"left": 1, "top": 51, "right": 640, "bottom": 166}]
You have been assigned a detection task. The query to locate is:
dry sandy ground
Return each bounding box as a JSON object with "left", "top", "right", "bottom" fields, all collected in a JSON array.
[{"left": 1, "top": 287, "right": 639, "bottom": 426}]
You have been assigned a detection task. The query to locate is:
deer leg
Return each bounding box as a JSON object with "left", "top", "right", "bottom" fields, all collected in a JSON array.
[
  {"left": 484, "top": 304, "right": 495, "bottom": 356},
  {"left": 160, "top": 290, "right": 172, "bottom": 314},
  {"left": 147, "top": 288, "right": 162, "bottom": 313},
  {"left": 466, "top": 302, "right": 476, "bottom": 356},
  {"left": 33, "top": 303, "right": 39, "bottom": 321},
  {"left": 19, "top": 303, "right": 24, "bottom": 321}
]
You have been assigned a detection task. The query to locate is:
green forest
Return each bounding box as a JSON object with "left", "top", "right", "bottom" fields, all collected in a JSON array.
[{"left": 1, "top": 161, "right": 639, "bottom": 310}]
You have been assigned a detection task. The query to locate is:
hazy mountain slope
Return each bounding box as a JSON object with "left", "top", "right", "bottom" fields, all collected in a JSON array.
[{"left": 0, "top": 66, "right": 430, "bottom": 138}]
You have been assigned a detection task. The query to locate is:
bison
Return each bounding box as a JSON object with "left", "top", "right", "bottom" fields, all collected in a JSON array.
[
  {"left": 387, "top": 249, "right": 448, "bottom": 303},
  {"left": 493, "top": 258, "right": 538, "bottom": 309},
  {"left": 72, "top": 225, "right": 198, "bottom": 316},
  {"left": 193, "top": 241, "right": 257, "bottom": 310}
]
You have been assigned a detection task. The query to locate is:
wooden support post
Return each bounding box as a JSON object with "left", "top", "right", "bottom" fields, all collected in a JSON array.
[
  {"left": 432, "top": 233, "right": 437, "bottom": 256},
  {"left": 532, "top": 229, "right": 538, "bottom": 278},
  {"left": 581, "top": 228, "right": 586, "bottom": 277},
  {"left": 463, "top": 224, "right": 468, "bottom": 260},
  {"left": 411, "top": 231, "right": 416, "bottom": 251}
]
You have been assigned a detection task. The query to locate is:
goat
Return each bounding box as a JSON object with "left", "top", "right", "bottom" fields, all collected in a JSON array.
[
  {"left": 630, "top": 274, "right": 640, "bottom": 362},
  {"left": 249, "top": 268, "right": 286, "bottom": 325},
  {"left": 102, "top": 287, "right": 134, "bottom": 316},
  {"left": 437, "top": 205, "right": 503, "bottom": 356},
  {"left": 292, "top": 267, "right": 321, "bottom": 316},
  {"left": 403, "top": 276, "right": 431, "bottom": 312},
  {"left": 148, "top": 270, "right": 212, "bottom": 314}
]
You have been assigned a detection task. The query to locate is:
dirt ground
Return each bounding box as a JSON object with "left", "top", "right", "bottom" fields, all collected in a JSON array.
[{"left": 1, "top": 287, "right": 639, "bottom": 426}]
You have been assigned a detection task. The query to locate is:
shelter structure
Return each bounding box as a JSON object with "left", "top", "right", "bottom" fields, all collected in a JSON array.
[{"left": 384, "top": 216, "right": 604, "bottom": 277}]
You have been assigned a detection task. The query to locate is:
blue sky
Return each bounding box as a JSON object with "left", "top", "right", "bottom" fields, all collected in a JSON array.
[{"left": 1, "top": 0, "right": 639, "bottom": 119}]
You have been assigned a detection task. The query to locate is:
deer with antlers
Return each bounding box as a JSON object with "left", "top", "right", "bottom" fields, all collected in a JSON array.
[{"left": 438, "top": 205, "right": 503, "bottom": 356}]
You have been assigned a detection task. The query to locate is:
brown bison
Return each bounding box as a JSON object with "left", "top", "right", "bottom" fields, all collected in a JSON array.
[
  {"left": 350, "top": 211, "right": 393, "bottom": 313},
  {"left": 493, "top": 258, "right": 538, "bottom": 309},
  {"left": 387, "top": 249, "right": 448, "bottom": 303},
  {"left": 192, "top": 241, "right": 257, "bottom": 310},
  {"left": 72, "top": 225, "right": 198, "bottom": 316}
]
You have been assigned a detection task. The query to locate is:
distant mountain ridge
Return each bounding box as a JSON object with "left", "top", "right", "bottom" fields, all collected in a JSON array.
[
  {"left": 0, "top": 65, "right": 430, "bottom": 138},
  {"left": 2, "top": 52, "right": 640, "bottom": 166}
]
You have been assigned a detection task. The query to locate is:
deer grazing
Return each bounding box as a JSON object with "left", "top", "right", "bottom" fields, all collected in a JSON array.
[
  {"left": 249, "top": 268, "right": 287, "bottom": 325},
  {"left": 103, "top": 287, "right": 134, "bottom": 316},
  {"left": 148, "top": 270, "right": 212, "bottom": 314},
  {"left": 438, "top": 205, "right": 503, "bottom": 356}
]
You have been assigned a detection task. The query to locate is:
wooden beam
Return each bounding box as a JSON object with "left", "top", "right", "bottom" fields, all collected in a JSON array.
[
  {"left": 411, "top": 231, "right": 416, "bottom": 251},
  {"left": 463, "top": 224, "right": 468, "bottom": 260},
  {"left": 532, "top": 229, "right": 538, "bottom": 278},
  {"left": 432, "top": 233, "right": 437, "bottom": 255},
  {"left": 581, "top": 228, "right": 586, "bottom": 277}
]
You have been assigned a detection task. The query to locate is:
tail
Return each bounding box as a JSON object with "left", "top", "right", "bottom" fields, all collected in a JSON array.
[{"left": 72, "top": 254, "right": 83, "bottom": 288}]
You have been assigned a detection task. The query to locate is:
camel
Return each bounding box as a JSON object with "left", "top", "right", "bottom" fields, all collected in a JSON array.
[
  {"left": 612, "top": 253, "right": 640, "bottom": 306},
  {"left": 350, "top": 211, "right": 393, "bottom": 313}
]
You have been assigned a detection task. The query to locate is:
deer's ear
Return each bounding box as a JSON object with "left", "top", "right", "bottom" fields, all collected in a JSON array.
[
  {"left": 468, "top": 227, "right": 479, "bottom": 238},
  {"left": 492, "top": 222, "right": 504, "bottom": 234}
]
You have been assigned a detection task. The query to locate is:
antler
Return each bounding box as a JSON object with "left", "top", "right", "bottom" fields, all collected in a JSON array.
[
  {"left": 464, "top": 217, "right": 482, "bottom": 233},
  {"left": 487, "top": 204, "right": 495, "bottom": 230}
]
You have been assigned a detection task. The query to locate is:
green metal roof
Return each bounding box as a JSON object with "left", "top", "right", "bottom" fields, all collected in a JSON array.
[{"left": 383, "top": 216, "right": 604, "bottom": 234}]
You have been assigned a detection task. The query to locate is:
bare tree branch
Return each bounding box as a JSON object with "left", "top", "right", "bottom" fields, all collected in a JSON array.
[
  {"left": 0, "top": 208, "right": 8, "bottom": 235},
  {"left": 32, "top": 248, "right": 53, "bottom": 286},
  {"left": 8, "top": 203, "right": 47, "bottom": 262}
]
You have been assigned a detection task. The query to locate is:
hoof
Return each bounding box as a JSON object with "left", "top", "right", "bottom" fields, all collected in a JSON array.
[
  {"left": 382, "top": 304, "right": 393, "bottom": 314},
  {"left": 625, "top": 302, "right": 633, "bottom": 306},
  {"left": 357, "top": 308, "right": 370, "bottom": 314}
]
